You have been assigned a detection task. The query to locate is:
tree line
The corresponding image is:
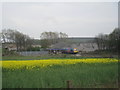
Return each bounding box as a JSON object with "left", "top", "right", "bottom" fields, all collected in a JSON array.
[
  {"left": 1, "top": 29, "right": 68, "bottom": 51},
  {"left": 1, "top": 29, "right": 33, "bottom": 51},
  {"left": 95, "top": 28, "right": 120, "bottom": 54},
  {"left": 1, "top": 28, "right": 120, "bottom": 54},
  {"left": 40, "top": 31, "right": 68, "bottom": 48}
]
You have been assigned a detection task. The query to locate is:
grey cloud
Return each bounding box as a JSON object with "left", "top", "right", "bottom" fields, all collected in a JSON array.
[{"left": 2, "top": 2, "right": 118, "bottom": 39}]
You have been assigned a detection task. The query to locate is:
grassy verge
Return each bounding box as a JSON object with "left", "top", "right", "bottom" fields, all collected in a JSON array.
[
  {"left": 2, "top": 55, "right": 85, "bottom": 60},
  {"left": 2, "top": 55, "right": 117, "bottom": 61},
  {"left": 2, "top": 62, "right": 118, "bottom": 88}
]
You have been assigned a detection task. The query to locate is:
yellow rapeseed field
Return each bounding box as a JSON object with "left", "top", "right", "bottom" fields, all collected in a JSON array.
[{"left": 1, "top": 58, "right": 118, "bottom": 69}]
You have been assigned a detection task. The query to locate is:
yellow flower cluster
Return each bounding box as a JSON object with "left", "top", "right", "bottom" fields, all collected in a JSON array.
[{"left": 1, "top": 58, "right": 118, "bottom": 69}]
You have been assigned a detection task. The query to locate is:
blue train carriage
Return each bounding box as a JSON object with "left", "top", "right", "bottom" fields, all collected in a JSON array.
[
  {"left": 62, "top": 48, "right": 79, "bottom": 54},
  {"left": 48, "top": 48, "right": 79, "bottom": 54}
]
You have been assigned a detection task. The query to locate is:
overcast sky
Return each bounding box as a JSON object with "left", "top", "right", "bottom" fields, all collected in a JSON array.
[{"left": 2, "top": 2, "right": 118, "bottom": 39}]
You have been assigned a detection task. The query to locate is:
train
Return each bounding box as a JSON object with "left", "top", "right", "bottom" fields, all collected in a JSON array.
[{"left": 48, "top": 48, "right": 79, "bottom": 54}]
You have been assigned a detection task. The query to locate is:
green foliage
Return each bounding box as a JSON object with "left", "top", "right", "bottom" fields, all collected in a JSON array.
[
  {"left": 2, "top": 62, "right": 118, "bottom": 88},
  {"left": 40, "top": 39, "right": 50, "bottom": 48},
  {"left": 26, "top": 47, "right": 40, "bottom": 51}
]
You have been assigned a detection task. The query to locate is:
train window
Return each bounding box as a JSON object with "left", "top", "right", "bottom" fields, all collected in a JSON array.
[
  {"left": 71, "top": 49, "right": 73, "bottom": 51},
  {"left": 74, "top": 48, "right": 77, "bottom": 51}
]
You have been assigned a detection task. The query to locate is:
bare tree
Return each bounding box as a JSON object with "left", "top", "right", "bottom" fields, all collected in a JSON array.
[
  {"left": 1, "top": 29, "right": 33, "bottom": 51},
  {"left": 40, "top": 31, "right": 68, "bottom": 48},
  {"left": 59, "top": 32, "right": 68, "bottom": 42},
  {"left": 95, "top": 28, "right": 120, "bottom": 56}
]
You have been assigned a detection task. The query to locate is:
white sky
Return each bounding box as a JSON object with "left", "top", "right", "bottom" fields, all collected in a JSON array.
[{"left": 1, "top": 1, "right": 118, "bottom": 39}]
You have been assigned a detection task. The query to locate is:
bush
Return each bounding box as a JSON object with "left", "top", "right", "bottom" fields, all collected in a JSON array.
[
  {"left": 2, "top": 48, "right": 19, "bottom": 56},
  {"left": 26, "top": 47, "right": 40, "bottom": 51}
]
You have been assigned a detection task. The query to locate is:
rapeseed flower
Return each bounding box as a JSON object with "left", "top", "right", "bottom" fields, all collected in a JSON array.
[{"left": 1, "top": 58, "right": 118, "bottom": 70}]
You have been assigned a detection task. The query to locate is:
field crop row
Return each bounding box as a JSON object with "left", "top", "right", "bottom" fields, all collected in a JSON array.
[{"left": 1, "top": 58, "right": 118, "bottom": 69}]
